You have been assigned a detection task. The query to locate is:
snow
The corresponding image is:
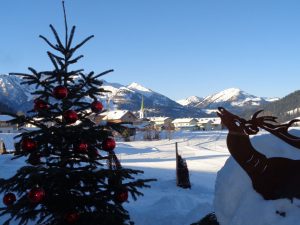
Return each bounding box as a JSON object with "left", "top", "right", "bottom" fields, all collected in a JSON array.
[
  {"left": 0, "top": 115, "right": 15, "bottom": 121},
  {"left": 197, "top": 117, "right": 221, "bottom": 124},
  {"left": 0, "top": 131, "right": 229, "bottom": 225},
  {"left": 177, "top": 96, "right": 203, "bottom": 106},
  {"left": 148, "top": 117, "right": 170, "bottom": 122},
  {"left": 264, "top": 97, "right": 280, "bottom": 102},
  {"left": 127, "top": 82, "right": 152, "bottom": 93},
  {"left": 100, "top": 110, "right": 131, "bottom": 120},
  {"left": 0, "top": 74, "right": 36, "bottom": 102},
  {"left": 202, "top": 109, "right": 218, "bottom": 115},
  {"left": 201, "top": 87, "right": 266, "bottom": 109},
  {"left": 202, "top": 88, "right": 242, "bottom": 103},
  {"left": 172, "top": 118, "right": 197, "bottom": 123},
  {"left": 127, "top": 82, "right": 154, "bottom": 98},
  {"left": 1, "top": 129, "right": 299, "bottom": 225},
  {"left": 286, "top": 107, "right": 300, "bottom": 115},
  {"left": 214, "top": 129, "right": 300, "bottom": 225}
]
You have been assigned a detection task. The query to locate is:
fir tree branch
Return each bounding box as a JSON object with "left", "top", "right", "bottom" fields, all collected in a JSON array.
[
  {"left": 93, "top": 69, "right": 114, "bottom": 79},
  {"left": 67, "top": 26, "right": 76, "bottom": 50},
  {"left": 39, "top": 35, "right": 60, "bottom": 51},
  {"left": 47, "top": 52, "right": 59, "bottom": 71},
  {"left": 68, "top": 55, "right": 84, "bottom": 64},
  {"left": 49, "top": 24, "right": 65, "bottom": 51},
  {"left": 62, "top": 0, "right": 69, "bottom": 48},
  {"left": 71, "top": 35, "right": 94, "bottom": 52}
]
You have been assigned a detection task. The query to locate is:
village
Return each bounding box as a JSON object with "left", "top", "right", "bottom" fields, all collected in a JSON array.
[
  {"left": 0, "top": 108, "right": 223, "bottom": 133},
  {"left": 0, "top": 108, "right": 223, "bottom": 152}
]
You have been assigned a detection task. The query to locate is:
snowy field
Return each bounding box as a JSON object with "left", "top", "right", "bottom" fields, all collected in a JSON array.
[{"left": 0, "top": 131, "right": 230, "bottom": 225}]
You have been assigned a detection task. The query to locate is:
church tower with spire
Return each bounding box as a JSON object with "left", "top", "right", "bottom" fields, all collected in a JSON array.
[{"left": 139, "top": 95, "right": 145, "bottom": 119}]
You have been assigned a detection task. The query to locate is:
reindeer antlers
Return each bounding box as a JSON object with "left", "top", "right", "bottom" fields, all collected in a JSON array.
[
  {"left": 249, "top": 110, "right": 300, "bottom": 149},
  {"left": 251, "top": 110, "right": 278, "bottom": 124}
]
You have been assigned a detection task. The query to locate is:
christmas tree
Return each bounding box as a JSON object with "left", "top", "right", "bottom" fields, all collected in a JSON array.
[{"left": 0, "top": 2, "right": 155, "bottom": 225}]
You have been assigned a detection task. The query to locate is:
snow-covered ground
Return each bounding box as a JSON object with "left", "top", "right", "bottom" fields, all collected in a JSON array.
[
  {"left": 215, "top": 129, "right": 300, "bottom": 225},
  {"left": 2, "top": 129, "right": 300, "bottom": 225},
  {"left": 121, "top": 131, "right": 229, "bottom": 225},
  {"left": 0, "top": 131, "right": 230, "bottom": 225}
]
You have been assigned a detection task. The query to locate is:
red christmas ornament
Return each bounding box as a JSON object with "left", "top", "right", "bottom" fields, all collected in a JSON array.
[
  {"left": 21, "top": 138, "right": 37, "bottom": 152},
  {"left": 102, "top": 138, "right": 116, "bottom": 151},
  {"left": 64, "top": 211, "right": 80, "bottom": 224},
  {"left": 75, "top": 142, "right": 88, "bottom": 153},
  {"left": 53, "top": 86, "right": 69, "bottom": 99},
  {"left": 34, "top": 99, "right": 49, "bottom": 111},
  {"left": 115, "top": 189, "right": 128, "bottom": 203},
  {"left": 63, "top": 110, "right": 78, "bottom": 124},
  {"left": 28, "top": 187, "right": 45, "bottom": 203},
  {"left": 3, "top": 193, "right": 16, "bottom": 206},
  {"left": 91, "top": 101, "right": 103, "bottom": 113}
]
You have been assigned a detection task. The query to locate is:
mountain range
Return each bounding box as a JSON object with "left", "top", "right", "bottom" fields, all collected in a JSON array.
[
  {"left": 177, "top": 88, "right": 279, "bottom": 115},
  {"left": 1, "top": 74, "right": 300, "bottom": 121}
]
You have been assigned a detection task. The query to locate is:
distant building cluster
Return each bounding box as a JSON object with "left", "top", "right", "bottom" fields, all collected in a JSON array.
[{"left": 0, "top": 109, "right": 223, "bottom": 134}]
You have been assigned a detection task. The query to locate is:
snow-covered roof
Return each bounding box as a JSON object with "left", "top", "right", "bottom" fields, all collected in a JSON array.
[
  {"left": 101, "top": 110, "right": 134, "bottom": 120},
  {"left": 0, "top": 115, "right": 14, "bottom": 121},
  {"left": 197, "top": 117, "right": 221, "bottom": 124},
  {"left": 148, "top": 117, "right": 171, "bottom": 122},
  {"left": 172, "top": 118, "right": 197, "bottom": 123}
]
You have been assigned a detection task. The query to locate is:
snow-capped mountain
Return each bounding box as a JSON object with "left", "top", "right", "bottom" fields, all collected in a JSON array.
[
  {"left": 101, "top": 81, "right": 207, "bottom": 118},
  {"left": 0, "top": 74, "right": 34, "bottom": 113},
  {"left": 177, "top": 96, "right": 203, "bottom": 107},
  {"left": 0, "top": 75, "right": 207, "bottom": 118},
  {"left": 0, "top": 74, "right": 285, "bottom": 118},
  {"left": 259, "top": 90, "right": 300, "bottom": 122},
  {"left": 194, "top": 88, "right": 275, "bottom": 114},
  {"left": 197, "top": 88, "right": 265, "bottom": 108},
  {"left": 263, "top": 97, "right": 280, "bottom": 102}
]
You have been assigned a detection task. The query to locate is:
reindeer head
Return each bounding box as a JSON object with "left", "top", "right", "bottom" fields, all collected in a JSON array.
[{"left": 217, "top": 107, "right": 259, "bottom": 135}]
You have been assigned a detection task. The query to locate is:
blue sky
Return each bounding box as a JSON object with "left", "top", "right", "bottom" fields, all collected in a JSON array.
[{"left": 1, "top": 0, "right": 300, "bottom": 100}]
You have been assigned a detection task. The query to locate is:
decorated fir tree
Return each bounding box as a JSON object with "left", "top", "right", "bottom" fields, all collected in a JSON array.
[{"left": 0, "top": 2, "right": 154, "bottom": 225}]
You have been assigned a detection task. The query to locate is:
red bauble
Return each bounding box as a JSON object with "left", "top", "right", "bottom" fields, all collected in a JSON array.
[
  {"left": 28, "top": 187, "right": 45, "bottom": 203},
  {"left": 34, "top": 99, "right": 49, "bottom": 111},
  {"left": 65, "top": 211, "right": 80, "bottom": 224},
  {"left": 3, "top": 193, "right": 16, "bottom": 206},
  {"left": 75, "top": 142, "right": 88, "bottom": 153},
  {"left": 21, "top": 138, "right": 37, "bottom": 152},
  {"left": 91, "top": 101, "right": 103, "bottom": 113},
  {"left": 115, "top": 189, "right": 128, "bottom": 203},
  {"left": 53, "top": 86, "right": 69, "bottom": 99},
  {"left": 63, "top": 110, "right": 78, "bottom": 124},
  {"left": 102, "top": 138, "right": 116, "bottom": 151}
]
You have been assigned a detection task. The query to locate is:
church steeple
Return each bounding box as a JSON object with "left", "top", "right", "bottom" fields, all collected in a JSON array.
[{"left": 139, "top": 95, "right": 145, "bottom": 119}]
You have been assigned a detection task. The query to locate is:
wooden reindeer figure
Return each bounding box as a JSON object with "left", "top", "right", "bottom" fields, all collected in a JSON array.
[{"left": 217, "top": 107, "right": 300, "bottom": 201}]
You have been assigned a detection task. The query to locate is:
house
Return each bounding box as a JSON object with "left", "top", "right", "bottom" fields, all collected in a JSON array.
[
  {"left": 133, "top": 118, "right": 154, "bottom": 131},
  {"left": 172, "top": 118, "right": 198, "bottom": 131},
  {"left": 197, "top": 117, "right": 222, "bottom": 130},
  {"left": 0, "top": 115, "right": 18, "bottom": 133},
  {"left": 96, "top": 110, "right": 138, "bottom": 124},
  {"left": 23, "top": 118, "right": 55, "bottom": 130},
  {"left": 93, "top": 110, "right": 138, "bottom": 137},
  {"left": 147, "top": 117, "right": 174, "bottom": 130}
]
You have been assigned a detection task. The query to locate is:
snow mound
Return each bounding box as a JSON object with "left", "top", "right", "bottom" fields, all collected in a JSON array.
[{"left": 214, "top": 130, "right": 300, "bottom": 225}]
